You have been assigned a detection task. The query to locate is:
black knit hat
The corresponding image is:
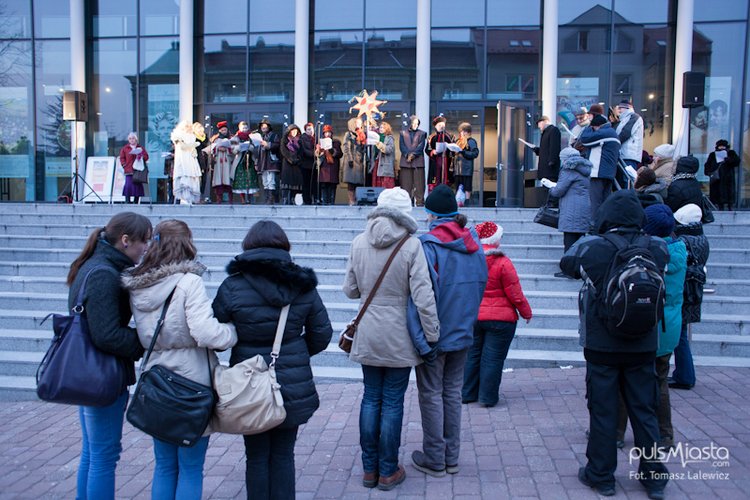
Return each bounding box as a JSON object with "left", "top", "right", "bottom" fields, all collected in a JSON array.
[
  {"left": 591, "top": 114, "right": 608, "bottom": 126},
  {"left": 425, "top": 184, "right": 459, "bottom": 217},
  {"left": 676, "top": 155, "right": 699, "bottom": 174}
]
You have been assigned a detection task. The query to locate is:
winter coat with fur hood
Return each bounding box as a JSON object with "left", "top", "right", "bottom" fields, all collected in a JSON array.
[
  {"left": 343, "top": 207, "right": 440, "bottom": 368},
  {"left": 650, "top": 157, "right": 676, "bottom": 185},
  {"left": 122, "top": 261, "right": 237, "bottom": 435},
  {"left": 477, "top": 244, "right": 532, "bottom": 323},
  {"left": 549, "top": 155, "right": 591, "bottom": 234},
  {"left": 213, "top": 248, "right": 332, "bottom": 428}
]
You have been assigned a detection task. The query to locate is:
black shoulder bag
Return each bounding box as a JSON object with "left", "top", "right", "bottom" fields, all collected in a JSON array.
[{"left": 126, "top": 288, "right": 216, "bottom": 447}]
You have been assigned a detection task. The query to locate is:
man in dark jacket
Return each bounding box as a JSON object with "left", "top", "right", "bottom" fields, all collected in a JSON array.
[
  {"left": 579, "top": 114, "right": 621, "bottom": 221},
  {"left": 411, "top": 185, "right": 487, "bottom": 478},
  {"left": 666, "top": 156, "right": 704, "bottom": 226},
  {"left": 533, "top": 116, "right": 561, "bottom": 182},
  {"left": 559, "top": 190, "right": 670, "bottom": 499},
  {"left": 253, "top": 119, "right": 281, "bottom": 204},
  {"left": 300, "top": 122, "right": 318, "bottom": 205}
]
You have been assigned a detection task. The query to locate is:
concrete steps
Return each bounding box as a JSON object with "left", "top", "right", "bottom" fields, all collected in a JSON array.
[{"left": 0, "top": 202, "right": 748, "bottom": 401}]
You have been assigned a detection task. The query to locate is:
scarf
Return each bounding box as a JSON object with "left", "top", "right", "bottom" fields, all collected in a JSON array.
[
  {"left": 286, "top": 135, "right": 299, "bottom": 152},
  {"left": 456, "top": 136, "right": 468, "bottom": 150},
  {"left": 356, "top": 128, "right": 366, "bottom": 145},
  {"left": 195, "top": 132, "right": 206, "bottom": 142},
  {"left": 236, "top": 131, "right": 250, "bottom": 141},
  {"left": 672, "top": 172, "right": 696, "bottom": 182}
]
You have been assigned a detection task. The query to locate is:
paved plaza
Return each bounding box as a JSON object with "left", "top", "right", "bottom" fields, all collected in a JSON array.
[{"left": 0, "top": 366, "right": 748, "bottom": 499}]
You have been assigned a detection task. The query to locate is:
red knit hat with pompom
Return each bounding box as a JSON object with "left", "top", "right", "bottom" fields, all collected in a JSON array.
[{"left": 475, "top": 221, "right": 503, "bottom": 246}]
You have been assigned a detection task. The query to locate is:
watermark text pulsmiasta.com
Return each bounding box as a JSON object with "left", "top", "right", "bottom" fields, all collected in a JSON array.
[{"left": 629, "top": 442, "right": 730, "bottom": 469}]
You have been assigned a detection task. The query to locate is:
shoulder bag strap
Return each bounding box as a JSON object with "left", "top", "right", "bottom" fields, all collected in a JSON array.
[
  {"left": 352, "top": 234, "right": 410, "bottom": 328},
  {"left": 269, "top": 304, "right": 291, "bottom": 368},
  {"left": 74, "top": 265, "right": 115, "bottom": 311},
  {"left": 139, "top": 287, "right": 177, "bottom": 373}
]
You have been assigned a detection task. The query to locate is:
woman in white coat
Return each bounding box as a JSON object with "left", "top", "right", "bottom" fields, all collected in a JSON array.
[
  {"left": 171, "top": 121, "right": 203, "bottom": 204},
  {"left": 122, "top": 219, "right": 236, "bottom": 500}
]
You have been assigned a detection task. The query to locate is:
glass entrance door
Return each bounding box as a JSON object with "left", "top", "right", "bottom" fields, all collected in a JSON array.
[{"left": 496, "top": 100, "right": 537, "bottom": 207}]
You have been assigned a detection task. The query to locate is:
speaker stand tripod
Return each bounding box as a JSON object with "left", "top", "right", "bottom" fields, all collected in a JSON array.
[{"left": 59, "top": 125, "right": 104, "bottom": 203}]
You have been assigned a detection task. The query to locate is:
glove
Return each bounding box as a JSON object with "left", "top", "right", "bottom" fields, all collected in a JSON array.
[
  {"left": 348, "top": 161, "right": 354, "bottom": 169},
  {"left": 421, "top": 343, "right": 439, "bottom": 363},
  {"left": 540, "top": 178, "right": 557, "bottom": 188}
]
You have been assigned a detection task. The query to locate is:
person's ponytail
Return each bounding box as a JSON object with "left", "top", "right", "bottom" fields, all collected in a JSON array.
[{"left": 67, "top": 228, "right": 104, "bottom": 285}]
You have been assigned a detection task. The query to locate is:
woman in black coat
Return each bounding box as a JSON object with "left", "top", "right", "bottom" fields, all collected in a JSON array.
[
  {"left": 279, "top": 125, "right": 303, "bottom": 205},
  {"left": 212, "top": 221, "right": 332, "bottom": 500},
  {"left": 666, "top": 156, "right": 705, "bottom": 234},
  {"left": 704, "top": 139, "right": 740, "bottom": 210}
]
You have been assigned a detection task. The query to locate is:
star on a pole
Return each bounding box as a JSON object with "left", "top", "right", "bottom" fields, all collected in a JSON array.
[{"left": 349, "top": 89, "right": 387, "bottom": 122}]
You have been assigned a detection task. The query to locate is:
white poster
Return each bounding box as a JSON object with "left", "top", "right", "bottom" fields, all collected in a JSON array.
[
  {"left": 82, "top": 156, "right": 115, "bottom": 203},
  {"left": 557, "top": 77, "right": 600, "bottom": 129}
]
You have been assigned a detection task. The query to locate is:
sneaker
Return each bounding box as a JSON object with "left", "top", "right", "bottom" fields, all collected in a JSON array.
[
  {"left": 578, "top": 467, "right": 615, "bottom": 496},
  {"left": 362, "top": 471, "right": 378, "bottom": 489},
  {"left": 446, "top": 464, "right": 460, "bottom": 474},
  {"left": 377, "top": 465, "right": 406, "bottom": 491},
  {"left": 668, "top": 381, "right": 694, "bottom": 390},
  {"left": 411, "top": 450, "right": 446, "bottom": 477}
]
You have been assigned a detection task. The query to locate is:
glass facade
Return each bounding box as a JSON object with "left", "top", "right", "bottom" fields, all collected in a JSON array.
[{"left": 1, "top": 0, "right": 750, "bottom": 206}]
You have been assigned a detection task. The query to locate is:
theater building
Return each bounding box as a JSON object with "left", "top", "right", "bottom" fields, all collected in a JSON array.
[{"left": 1, "top": 0, "right": 749, "bottom": 206}]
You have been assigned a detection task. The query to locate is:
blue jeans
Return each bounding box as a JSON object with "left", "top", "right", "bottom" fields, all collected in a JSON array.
[
  {"left": 76, "top": 391, "right": 128, "bottom": 500},
  {"left": 360, "top": 365, "right": 411, "bottom": 477},
  {"left": 462, "top": 320, "right": 517, "bottom": 406},
  {"left": 671, "top": 323, "right": 696, "bottom": 386},
  {"left": 151, "top": 436, "right": 209, "bottom": 500},
  {"left": 243, "top": 426, "right": 298, "bottom": 500}
]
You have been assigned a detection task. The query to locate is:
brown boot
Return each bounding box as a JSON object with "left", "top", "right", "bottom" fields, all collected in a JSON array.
[
  {"left": 362, "top": 471, "right": 378, "bottom": 489},
  {"left": 377, "top": 465, "right": 405, "bottom": 491}
]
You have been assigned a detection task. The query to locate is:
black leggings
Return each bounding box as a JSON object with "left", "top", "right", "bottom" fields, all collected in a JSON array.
[{"left": 563, "top": 232, "right": 584, "bottom": 252}]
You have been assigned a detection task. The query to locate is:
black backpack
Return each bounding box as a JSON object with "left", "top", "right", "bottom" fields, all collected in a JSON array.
[
  {"left": 597, "top": 233, "right": 666, "bottom": 338},
  {"left": 680, "top": 236, "right": 706, "bottom": 306}
]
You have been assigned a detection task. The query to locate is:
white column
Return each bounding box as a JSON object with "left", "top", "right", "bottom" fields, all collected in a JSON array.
[
  {"left": 541, "top": 0, "right": 558, "bottom": 119},
  {"left": 294, "top": 0, "right": 310, "bottom": 125},
  {"left": 179, "top": 0, "right": 194, "bottom": 123},
  {"left": 672, "top": 0, "right": 694, "bottom": 156},
  {"left": 416, "top": 0, "right": 430, "bottom": 200},
  {"left": 70, "top": 0, "right": 85, "bottom": 201}
]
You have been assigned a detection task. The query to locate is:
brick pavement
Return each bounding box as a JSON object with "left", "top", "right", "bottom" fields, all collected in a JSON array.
[{"left": 0, "top": 366, "right": 748, "bottom": 499}]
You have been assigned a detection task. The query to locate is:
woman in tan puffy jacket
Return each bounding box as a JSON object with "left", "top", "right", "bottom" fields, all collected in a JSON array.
[
  {"left": 343, "top": 187, "right": 439, "bottom": 491},
  {"left": 122, "top": 219, "right": 236, "bottom": 500}
]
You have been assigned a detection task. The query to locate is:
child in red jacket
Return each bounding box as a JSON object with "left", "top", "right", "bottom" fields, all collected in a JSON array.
[{"left": 462, "top": 221, "right": 532, "bottom": 407}]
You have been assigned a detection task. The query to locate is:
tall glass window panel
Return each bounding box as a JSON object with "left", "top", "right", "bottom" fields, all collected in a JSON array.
[
  {"left": 431, "top": 29, "right": 483, "bottom": 101},
  {"left": 313, "top": 31, "right": 364, "bottom": 102},
  {"left": 0, "top": 0, "right": 31, "bottom": 38},
  {"left": 140, "top": 0, "right": 179, "bottom": 36},
  {"left": 0, "top": 40, "right": 34, "bottom": 200},
  {"left": 92, "top": 0, "right": 137, "bottom": 37},
  {"left": 250, "top": 0, "right": 295, "bottom": 32},
  {"left": 691, "top": 22, "right": 747, "bottom": 172},
  {"left": 366, "top": 0, "right": 416, "bottom": 29},
  {"left": 204, "top": 0, "right": 247, "bottom": 34},
  {"left": 487, "top": 28, "right": 540, "bottom": 100},
  {"left": 91, "top": 39, "right": 137, "bottom": 157},
  {"left": 694, "top": 0, "right": 748, "bottom": 22},
  {"left": 364, "top": 30, "right": 416, "bottom": 101},
  {"left": 139, "top": 37, "right": 179, "bottom": 181},
  {"left": 314, "top": 0, "right": 363, "bottom": 30},
  {"left": 558, "top": 0, "right": 612, "bottom": 145},
  {"left": 203, "top": 35, "right": 247, "bottom": 103},
  {"left": 431, "top": 0, "right": 484, "bottom": 28},
  {"left": 248, "top": 33, "right": 294, "bottom": 103},
  {"left": 488, "top": 0, "right": 540, "bottom": 26},
  {"left": 33, "top": 0, "right": 69, "bottom": 38},
  {"left": 741, "top": 25, "right": 750, "bottom": 208},
  {"left": 35, "top": 40, "right": 71, "bottom": 201}
]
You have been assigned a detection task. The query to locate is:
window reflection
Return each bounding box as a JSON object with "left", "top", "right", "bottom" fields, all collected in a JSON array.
[
  {"left": 432, "top": 0, "right": 484, "bottom": 28},
  {"left": 364, "top": 30, "right": 416, "bottom": 101},
  {"left": 249, "top": 0, "right": 295, "bottom": 32},
  {"left": 314, "top": 0, "right": 363, "bottom": 31},
  {"left": 366, "top": 0, "right": 416, "bottom": 29},
  {"left": 0, "top": 0, "right": 31, "bottom": 38},
  {"left": 487, "top": 28, "right": 540, "bottom": 99},
  {"left": 313, "top": 31, "right": 364, "bottom": 102},
  {"left": 33, "top": 0, "right": 69, "bottom": 38},
  {"left": 204, "top": 0, "right": 247, "bottom": 34},
  {"left": 248, "top": 33, "right": 294, "bottom": 102},
  {"left": 140, "top": 0, "right": 179, "bottom": 36},
  {"left": 431, "top": 29, "right": 482, "bottom": 100},
  {"left": 203, "top": 34, "right": 247, "bottom": 103},
  {"left": 92, "top": 0, "right": 137, "bottom": 37}
]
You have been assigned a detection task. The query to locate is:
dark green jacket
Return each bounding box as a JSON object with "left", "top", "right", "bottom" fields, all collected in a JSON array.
[{"left": 68, "top": 239, "right": 144, "bottom": 386}]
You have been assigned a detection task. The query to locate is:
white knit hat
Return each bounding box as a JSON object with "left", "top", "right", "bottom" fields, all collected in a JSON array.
[
  {"left": 377, "top": 187, "right": 413, "bottom": 214},
  {"left": 475, "top": 221, "right": 504, "bottom": 246},
  {"left": 674, "top": 203, "right": 702, "bottom": 225},
  {"left": 654, "top": 143, "right": 675, "bottom": 159}
]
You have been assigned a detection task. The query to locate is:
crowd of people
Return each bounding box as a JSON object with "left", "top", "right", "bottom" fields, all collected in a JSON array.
[{"left": 74, "top": 99, "right": 722, "bottom": 500}]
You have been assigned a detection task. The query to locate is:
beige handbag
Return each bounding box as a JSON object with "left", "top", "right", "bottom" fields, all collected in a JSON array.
[{"left": 211, "top": 305, "right": 290, "bottom": 435}]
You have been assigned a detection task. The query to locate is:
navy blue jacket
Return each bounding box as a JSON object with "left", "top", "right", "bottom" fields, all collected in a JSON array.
[
  {"left": 408, "top": 218, "right": 487, "bottom": 353},
  {"left": 579, "top": 123, "right": 620, "bottom": 180}
]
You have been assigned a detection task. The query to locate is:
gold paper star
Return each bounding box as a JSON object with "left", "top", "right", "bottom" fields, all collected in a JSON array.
[{"left": 349, "top": 89, "right": 387, "bottom": 122}]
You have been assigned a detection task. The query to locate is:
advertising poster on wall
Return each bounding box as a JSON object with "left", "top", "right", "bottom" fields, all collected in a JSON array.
[
  {"left": 690, "top": 76, "right": 732, "bottom": 178},
  {"left": 557, "top": 78, "right": 599, "bottom": 140},
  {"left": 146, "top": 84, "right": 179, "bottom": 182},
  {"left": 82, "top": 156, "right": 115, "bottom": 202}
]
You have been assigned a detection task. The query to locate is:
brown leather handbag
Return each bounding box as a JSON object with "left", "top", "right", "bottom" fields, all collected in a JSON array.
[{"left": 339, "top": 234, "right": 410, "bottom": 353}]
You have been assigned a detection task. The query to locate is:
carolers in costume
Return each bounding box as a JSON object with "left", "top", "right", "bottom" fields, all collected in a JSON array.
[
  {"left": 230, "top": 121, "right": 260, "bottom": 204},
  {"left": 280, "top": 124, "right": 303, "bottom": 205},
  {"left": 193, "top": 122, "right": 210, "bottom": 182},
  {"left": 211, "top": 121, "right": 233, "bottom": 204},
  {"left": 170, "top": 121, "right": 202, "bottom": 205},
  {"left": 398, "top": 115, "right": 427, "bottom": 206},
  {"left": 300, "top": 123, "right": 317, "bottom": 205},
  {"left": 118, "top": 132, "right": 149, "bottom": 204},
  {"left": 342, "top": 117, "right": 367, "bottom": 206},
  {"left": 373, "top": 121, "right": 396, "bottom": 189},
  {"left": 315, "top": 124, "right": 342, "bottom": 205},
  {"left": 426, "top": 115, "right": 455, "bottom": 189},
  {"left": 454, "top": 122, "right": 480, "bottom": 204},
  {"left": 254, "top": 119, "right": 281, "bottom": 205}
]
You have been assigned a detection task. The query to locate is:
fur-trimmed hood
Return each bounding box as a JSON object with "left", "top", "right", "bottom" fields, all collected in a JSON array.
[
  {"left": 122, "top": 260, "right": 206, "bottom": 313},
  {"left": 227, "top": 247, "right": 318, "bottom": 306},
  {"left": 365, "top": 206, "right": 418, "bottom": 248}
]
